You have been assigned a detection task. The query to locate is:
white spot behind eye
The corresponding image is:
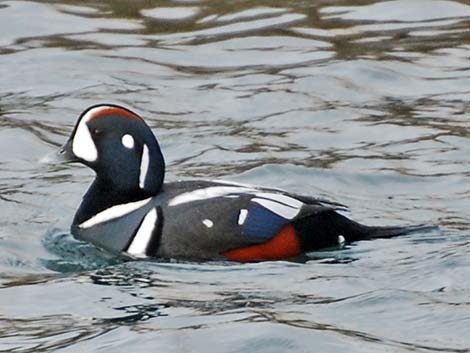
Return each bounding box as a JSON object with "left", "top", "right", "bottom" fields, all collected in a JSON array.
[
  {"left": 202, "top": 219, "right": 213, "bottom": 228},
  {"left": 121, "top": 134, "right": 135, "bottom": 149}
]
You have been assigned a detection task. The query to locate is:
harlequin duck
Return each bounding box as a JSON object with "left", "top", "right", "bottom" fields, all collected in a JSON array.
[{"left": 59, "top": 104, "right": 427, "bottom": 262}]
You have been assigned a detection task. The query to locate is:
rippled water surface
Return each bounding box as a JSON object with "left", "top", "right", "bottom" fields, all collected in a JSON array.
[{"left": 1, "top": 0, "right": 470, "bottom": 352}]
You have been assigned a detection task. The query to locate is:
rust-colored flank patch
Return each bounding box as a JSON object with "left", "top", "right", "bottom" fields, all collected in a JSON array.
[{"left": 222, "top": 224, "right": 301, "bottom": 262}]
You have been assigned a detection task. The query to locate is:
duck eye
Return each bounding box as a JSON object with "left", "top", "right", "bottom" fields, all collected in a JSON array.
[{"left": 91, "top": 128, "right": 103, "bottom": 136}]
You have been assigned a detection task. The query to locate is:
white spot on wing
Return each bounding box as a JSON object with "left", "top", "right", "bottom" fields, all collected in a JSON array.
[
  {"left": 127, "top": 208, "right": 157, "bottom": 257},
  {"left": 78, "top": 197, "right": 152, "bottom": 229},
  {"left": 202, "top": 219, "right": 213, "bottom": 228},
  {"left": 139, "top": 144, "right": 149, "bottom": 189},
  {"left": 121, "top": 134, "right": 135, "bottom": 149},
  {"left": 338, "top": 235, "right": 345, "bottom": 245},
  {"left": 168, "top": 186, "right": 255, "bottom": 206},
  {"left": 238, "top": 209, "right": 248, "bottom": 225},
  {"left": 252, "top": 198, "right": 300, "bottom": 219}
]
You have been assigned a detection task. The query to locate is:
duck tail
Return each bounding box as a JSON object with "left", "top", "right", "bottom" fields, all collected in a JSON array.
[
  {"left": 293, "top": 210, "right": 435, "bottom": 251},
  {"left": 358, "top": 223, "right": 435, "bottom": 240}
]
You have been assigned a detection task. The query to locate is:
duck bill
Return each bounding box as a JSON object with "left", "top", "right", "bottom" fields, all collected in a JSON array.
[{"left": 57, "top": 139, "right": 80, "bottom": 163}]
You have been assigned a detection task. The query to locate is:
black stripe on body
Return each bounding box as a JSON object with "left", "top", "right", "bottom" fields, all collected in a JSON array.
[{"left": 145, "top": 207, "right": 163, "bottom": 256}]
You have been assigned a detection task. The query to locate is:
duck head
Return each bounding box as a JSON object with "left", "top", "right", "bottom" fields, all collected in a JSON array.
[{"left": 60, "top": 104, "right": 165, "bottom": 197}]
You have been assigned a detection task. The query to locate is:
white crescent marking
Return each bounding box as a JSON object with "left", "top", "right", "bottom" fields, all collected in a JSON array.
[
  {"left": 78, "top": 197, "right": 152, "bottom": 229},
  {"left": 139, "top": 144, "right": 149, "bottom": 189},
  {"left": 127, "top": 208, "right": 157, "bottom": 257}
]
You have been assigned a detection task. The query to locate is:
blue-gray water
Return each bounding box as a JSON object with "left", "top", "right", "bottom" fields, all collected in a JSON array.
[{"left": 1, "top": 0, "right": 470, "bottom": 352}]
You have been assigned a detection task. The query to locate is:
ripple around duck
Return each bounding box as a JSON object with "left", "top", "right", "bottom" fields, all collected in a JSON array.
[
  {"left": 1, "top": 0, "right": 470, "bottom": 352},
  {"left": 3, "top": 246, "right": 470, "bottom": 352}
]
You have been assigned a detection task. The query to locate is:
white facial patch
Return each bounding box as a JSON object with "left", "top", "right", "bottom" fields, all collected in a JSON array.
[
  {"left": 139, "top": 144, "right": 149, "bottom": 189},
  {"left": 78, "top": 197, "right": 152, "bottom": 229},
  {"left": 202, "top": 219, "right": 214, "bottom": 228},
  {"left": 121, "top": 134, "right": 135, "bottom": 149},
  {"left": 127, "top": 208, "right": 158, "bottom": 257},
  {"left": 72, "top": 118, "right": 98, "bottom": 162},
  {"left": 168, "top": 186, "right": 255, "bottom": 207},
  {"left": 238, "top": 209, "right": 248, "bottom": 225},
  {"left": 72, "top": 106, "right": 113, "bottom": 162}
]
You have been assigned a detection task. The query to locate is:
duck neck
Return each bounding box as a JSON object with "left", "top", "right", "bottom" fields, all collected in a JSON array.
[{"left": 72, "top": 177, "right": 159, "bottom": 227}]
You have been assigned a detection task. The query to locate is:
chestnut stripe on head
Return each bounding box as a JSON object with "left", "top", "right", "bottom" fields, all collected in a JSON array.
[{"left": 85, "top": 106, "right": 141, "bottom": 122}]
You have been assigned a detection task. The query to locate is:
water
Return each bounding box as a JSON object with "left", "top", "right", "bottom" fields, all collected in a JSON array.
[{"left": 1, "top": 0, "right": 470, "bottom": 351}]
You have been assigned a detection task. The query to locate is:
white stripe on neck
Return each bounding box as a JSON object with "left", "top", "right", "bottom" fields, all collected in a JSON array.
[{"left": 139, "top": 144, "right": 149, "bottom": 189}]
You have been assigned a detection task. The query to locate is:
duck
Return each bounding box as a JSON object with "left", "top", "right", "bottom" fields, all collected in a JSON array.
[{"left": 58, "top": 103, "right": 428, "bottom": 262}]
